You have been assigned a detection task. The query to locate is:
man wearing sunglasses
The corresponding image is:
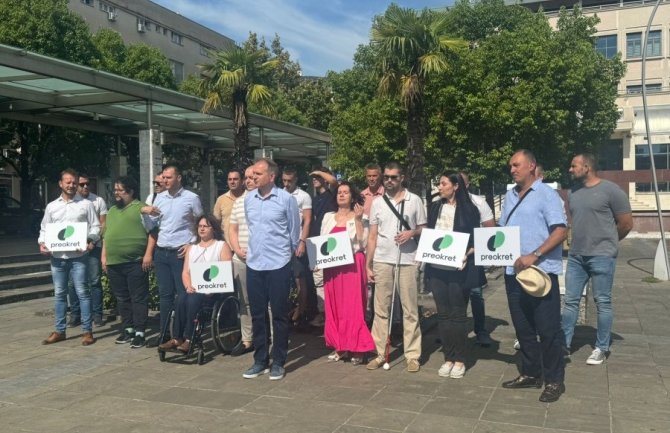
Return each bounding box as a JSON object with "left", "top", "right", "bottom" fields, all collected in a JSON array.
[
  {"left": 67, "top": 174, "right": 108, "bottom": 328},
  {"left": 366, "top": 162, "right": 426, "bottom": 372},
  {"left": 145, "top": 173, "right": 166, "bottom": 205}
]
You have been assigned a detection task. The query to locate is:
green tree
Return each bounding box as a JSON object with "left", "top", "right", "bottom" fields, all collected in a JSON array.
[
  {"left": 371, "top": 3, "right": 466, "bottom": 195},
  {"left": 198, "top": 45, "right": 279, "bottom": 165},
  {"left": 122, "top": 44, "right": 176, "bottom": 89}
]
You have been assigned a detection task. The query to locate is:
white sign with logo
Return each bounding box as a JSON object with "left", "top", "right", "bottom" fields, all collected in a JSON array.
[
  {"left": 474, "top": 226, "right": 521, "bottom": 266},
  {"left": 190, "top": 261, "right": 234, "bottom": 294},
  {"left": 415, "top": 228, "right": 470, "bottom": 268},
  {"left": 306, "top": 231, "right": 354, "bottom": 270},
  {"left": 45, "top": 222, "right": 88, "bottom": 252}
]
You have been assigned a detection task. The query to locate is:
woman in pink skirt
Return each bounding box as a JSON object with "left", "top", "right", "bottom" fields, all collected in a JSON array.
[{"left": 320, "top": 181, "right": 375, "bottom": 365}]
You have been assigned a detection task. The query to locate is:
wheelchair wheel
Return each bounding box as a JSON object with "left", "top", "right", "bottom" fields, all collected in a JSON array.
[
  {"left": 197, "top": 349, "right": 205, "bottom": 365},
  {"left": 211, "top": 295, "right": 242, "bottom": 354},
  {"left": 157, "top": 308, "right": 175, "bottom": 357},
  {"left": 159, "top": 350, "right": 166, "bottom": 362}
]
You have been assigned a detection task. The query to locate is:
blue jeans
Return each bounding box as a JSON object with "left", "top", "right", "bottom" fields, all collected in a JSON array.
[
  {"left": 562, "top": 254, "right": 616, "bottom": 352},
  {"left": 68, "top": 246, "right": 102, "bottom": 319},
  {"left": 247, "top": 263, "right": 292, "bottom": 367},
  {"left": 52, "top": 255, "right": 91, "bottom": 333},
  {"left": 154, "top": 247, "right": 186, "bottom": 332},
  {"left": 505, "top": 274, "right": 565, "bottom": 384}
]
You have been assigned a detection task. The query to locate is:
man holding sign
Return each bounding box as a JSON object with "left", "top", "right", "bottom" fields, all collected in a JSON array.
[
  {"left": 39, "top": 169, "right": 100, "bottom": 346},
  {"left": 366, "top": 162, "right": 426, "bottom": 372},
  {"left": 500, "top": 149, "right": 568, "bottom": 403}
]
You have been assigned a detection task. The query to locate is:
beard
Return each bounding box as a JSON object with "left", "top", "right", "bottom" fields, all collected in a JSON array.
[{"left": 114, "top": 197, "right": 125, "bottom": 208}]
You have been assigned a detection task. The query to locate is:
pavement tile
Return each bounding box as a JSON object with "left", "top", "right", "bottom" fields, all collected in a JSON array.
[
  {"left": 480, "top": 402, "right": 546, "bottom": 427},
  {"left": 434, "top": 382, "right": 495, "bottom": 401},
  {"left": 335, "top": 425, "right": 402, "bottom": 433},
  {"left": 609, "top": 384, "right": 669, "bottom": 403},
  {"left": 365, "top": 390, "right": 431, "bottom": 413},
  {"left": 545, "top": 410, "right": 610, "bottom": 433},
  {"left": 472, "top": 421, "right": 545, "bottom": 433},
  {"left": 489, "top": 387, "right": 546, "bottom": 408},
  {"left": 144, "top": 386, "right": 258, "bottom": 410},
  {"left": 241, "top": 395, "right": 360, "bottom": 427},
  {"left": 421, "top": 395, "right": 486, "bottom": 419},
  {"left": 610, "top": 400, "right": 670, "bottom": 421},
  {"left": 382, "top": 377, "right": 440, "bottom": 396},
  {"left": 346, "top": 407, "right": 417, "bottom": 431},
  {"left": 314, "top": 385, "right": 378, "bottom": 404},
  {"left": 612, "top": 415, "right": 670, "bottom": 433},
  {"left": 405, "top": 413, "right": 477, "bottom": 433}
]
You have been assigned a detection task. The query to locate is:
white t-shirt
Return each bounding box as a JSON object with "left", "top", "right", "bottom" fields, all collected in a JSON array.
[
  {"left": 469, "top": 193, "right": 494, "bottom": 224},
  {"left": 288, "top": 188, "right": 312, "bottom": 223},
  {"left": 369, "top": 190, "right": 426, "bottom": 265},
  {"left": 81, "top": 192, "right": 108, "bottom": 247}
]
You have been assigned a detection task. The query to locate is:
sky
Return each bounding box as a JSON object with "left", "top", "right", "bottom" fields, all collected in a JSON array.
[{"left": 151, "top": 0, "right": 453, "bottom": 77}]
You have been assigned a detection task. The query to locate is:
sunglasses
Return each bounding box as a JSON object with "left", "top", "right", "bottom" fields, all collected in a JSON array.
[
  {"left": 153, "top": 182, "right": 162, "bottom": 186},
  {"left": 383, "top": 175, "right": 400, "bottom": 181},
  {"left": 79, "top": 182, "right": 90, "bottom": 187}
]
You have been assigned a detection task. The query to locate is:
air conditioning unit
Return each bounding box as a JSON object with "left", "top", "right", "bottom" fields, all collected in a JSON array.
[
  {"left": 108, "top": 11, "right": 117, "bottom": 21},
  {"left": 137, "top": 22, "right": 145, "bottom": 32}
]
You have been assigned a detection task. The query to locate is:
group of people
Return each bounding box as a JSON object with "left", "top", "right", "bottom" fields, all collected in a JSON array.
[{"left": 37, "top": 149, "right": 632, "bottom": 403}]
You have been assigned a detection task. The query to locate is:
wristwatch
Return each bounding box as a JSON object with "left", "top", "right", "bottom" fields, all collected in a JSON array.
[{"left": 533, "top": 250, "right": 543, "bottom": 258}]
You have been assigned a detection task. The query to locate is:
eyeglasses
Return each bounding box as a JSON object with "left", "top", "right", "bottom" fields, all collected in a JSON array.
[
  {"left": 383, "top": 175, "right": 400, "bottom": 181},
  {"left": 197, "top": 224, "right": 212, "bottom": 229},
  {"left": 153, "top": 182, "right": 162, "bottom": 186},
  {"left": 79, "top": 182, "right": 90, "bottom": 187},
  {"left": 113, "top": 189, "right": 126, "bottom": 193}
]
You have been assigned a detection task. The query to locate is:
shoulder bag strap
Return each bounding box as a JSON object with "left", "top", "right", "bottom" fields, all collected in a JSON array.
[
  {"left": 503, "top": 188, "right": 532, "bottom": 226},
  {"left": 383, "top": 195, "right": 411, "bottom": 231}
]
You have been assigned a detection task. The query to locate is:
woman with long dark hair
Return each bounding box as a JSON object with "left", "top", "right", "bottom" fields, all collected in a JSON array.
[
  {"left": 320, "top": 181, "right": 375, "bottom": 365},
  {"left": 426, "top": 172, "right": 481, "bottom": 379},
  {"left": 159, "top": 214, "right": 232, "bottom": 353}
]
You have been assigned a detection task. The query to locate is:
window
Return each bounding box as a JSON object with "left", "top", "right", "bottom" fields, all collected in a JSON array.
[
  {"left": 137, "top": 18, "right": 151, "bottom": 32},
  {"left": 636, "top": 143, "right": 670, "bottom": 170},
  {"left": 169, "top": 60, "right": 184, "bottom": 83},
  {"left": 171, "top": 31, "right": 183, "bottom": 45},
  {"left": 595, "top": 34, "right": 617, "bottom": 59},
  {"left": 200, "top": 45, "right": 211, "bottom": 57},
  {"left": 627, "top": 31, "right": 661, "bottom": 59},
  {"left": 99, "top": 2, "right": 114, "bottom": 13},
  {"left": 636, "top": 182, "right": 670, "bottom": 193},
  {"left": 155, "top": 25, "right": 161, "bottom": 33},
  {"left": 598, "top": 139, "right": 624, "bottom": 170},
  {"left": 81, "top": 0, "right": 94, "bottom": 6},
  {"left": 626, "top": 83, "right": 662, "bottom": 94}
]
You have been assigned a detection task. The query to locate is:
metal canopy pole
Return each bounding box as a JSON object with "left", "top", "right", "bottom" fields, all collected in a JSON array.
[
  {"left": 641, "top": 0, "right": 670, "bottom": 278},
  {"left": 147, "top": 99, "right": 154, "bottom": 194}
]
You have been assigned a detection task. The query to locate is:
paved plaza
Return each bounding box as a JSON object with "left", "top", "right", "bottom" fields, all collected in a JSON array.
[{"left": 0, "top": 238, "right": 669, "bottom": 433}]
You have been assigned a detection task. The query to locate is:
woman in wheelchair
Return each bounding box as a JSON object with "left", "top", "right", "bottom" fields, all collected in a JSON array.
[{"left": 159, "top": 214, "right": 232, "bottom": 353}]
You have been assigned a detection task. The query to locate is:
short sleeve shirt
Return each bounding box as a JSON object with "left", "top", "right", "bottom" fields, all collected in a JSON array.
[
  {"left": 568, "top": 180, "right": 631, "bottom": 257},
  {"left": 469, "top": 193, "right": 494, "bottom": 224},
  {"left": 500, "top": 179, "right": 567, "bottom": 275},
  {"left": 229, "top": 191, "right": 249, "bottom": 261},
  {"left": 289, "top": 188, "right": 312, "bottom": 223},
  {"left": 369, "top": 190, "right": 427, "bottom": 265}
]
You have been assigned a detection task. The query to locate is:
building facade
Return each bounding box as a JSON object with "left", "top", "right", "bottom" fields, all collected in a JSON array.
[{"left": 68, "top": 0, "right": 235, "bottom": 83}]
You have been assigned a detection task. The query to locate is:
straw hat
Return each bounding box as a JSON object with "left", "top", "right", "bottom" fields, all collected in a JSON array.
[{"left": 516, "top": 266, "right": 551, "bottom": 297}]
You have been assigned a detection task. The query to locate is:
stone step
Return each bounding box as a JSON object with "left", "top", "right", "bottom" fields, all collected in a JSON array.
[
  {"left": 0, "top": 260, "right": 50, "bottom": 277},
  {"left": 0, "top": 253, "right": 44, "bottom": 266},
  {"left": 0, "top": 271, "right": 52, "bottom": 291},
  {"left": 0, "top": 284, "right": 53, "bottom": 305}
]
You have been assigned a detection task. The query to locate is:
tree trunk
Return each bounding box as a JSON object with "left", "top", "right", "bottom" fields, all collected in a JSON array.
[
  {"left": 17, "top": 122, "right": 36, "bottom": 236},
  {"left": 233, "top": 94, "right": 252, "bottom": 167},
  {"left": 405, "top": 101, "right": 426, "bottom": 199}
]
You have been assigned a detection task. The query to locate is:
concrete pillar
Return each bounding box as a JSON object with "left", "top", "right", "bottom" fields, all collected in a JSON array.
[
  {"left": 200, "top": 157, "right": 216, "bottom": 213},
  {"left": 139, "top": 129, "right": 162, "bottom": 202}
]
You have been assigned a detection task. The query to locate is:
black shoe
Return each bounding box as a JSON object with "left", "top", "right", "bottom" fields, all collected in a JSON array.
[
  {"left": 130, "top": 335, "right": 146, "bottom": 349},
  {"left": 93, "top": 316, "right": 105, "bottom": 327},
  {"left": 67, "top": 317, "right": 81, "bottom": 328},
  {"left": 230, "top": 343, "right": 254, "bottom": 357},
  {"left": 115, "top": 331, "right": 133, "bottom": 344},
  {"left": 539, "top": 383, "right": 565, "bottom": 402},
  {"left": 476, "top": 332, "right": 492, "bottom": 347},
  {"left": 502, "top": 375, "right": 542, "bottom": 389}
]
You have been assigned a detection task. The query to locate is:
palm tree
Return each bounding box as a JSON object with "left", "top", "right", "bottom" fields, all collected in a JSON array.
[
  {"left": 371, "top": 4, "right": 465, "bottom": 195},
  {"left": 199, "top": 46, "right": 278, "bottom": 165}
]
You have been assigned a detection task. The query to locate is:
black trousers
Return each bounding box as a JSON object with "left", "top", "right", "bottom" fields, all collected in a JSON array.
[
  {"left": 107, "top": 262, "right": 149, "bottom": 332},
  {"left": 504, "top": 273, "right": 565, "bottom": 384},
  {"left": 429, "top": 272, "right": 471, "bottom": 364}
]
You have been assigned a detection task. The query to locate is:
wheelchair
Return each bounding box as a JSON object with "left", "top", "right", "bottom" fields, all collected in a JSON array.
[{"left": 157, "top": 292, "right": 243, "bottom": 365}]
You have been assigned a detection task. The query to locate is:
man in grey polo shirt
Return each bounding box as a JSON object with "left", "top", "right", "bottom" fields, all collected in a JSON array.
[
  {"left": 366, "top": 162, "right": 426, "bottom": 372},
  {"left": 562, "top": 153, "right": 632, "bottom": 365}
]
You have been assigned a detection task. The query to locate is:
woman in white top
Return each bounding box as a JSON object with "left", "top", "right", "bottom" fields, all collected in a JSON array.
[{"left": 159, "top": 214, "right": 232, "bottom": 353}]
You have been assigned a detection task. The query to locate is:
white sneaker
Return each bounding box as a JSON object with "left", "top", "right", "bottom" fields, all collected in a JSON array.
[
  {"left": 449, "top": 364, "right": 466, "bottom": 379},
  {"left": 586, "top": 348, "right": 606, "bottom": 365},
  {"left": 513, "top": 339, "right": 520, "bottom": 350},
  {"left": 438, "top": 362, "right": 453, "bottom": 377}
]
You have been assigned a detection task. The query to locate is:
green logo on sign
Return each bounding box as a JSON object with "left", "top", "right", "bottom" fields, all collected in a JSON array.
[
  {"left": 486, "top": 231, "right": 506, "bottom": 251},
  {"left": 432, "top": 234, "right": 453, "bottom": 251},
  {"left": 320, "top": 237, "right": 337, "bottom": 256},
  {"left": 203, "top": 265, "right": 219, "bottom": 282},
  {"left": 57, "top": 225, "right": 75, "bottom": 241}
]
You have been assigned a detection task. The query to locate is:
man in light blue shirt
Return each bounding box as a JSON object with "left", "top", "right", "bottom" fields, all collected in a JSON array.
[
  {"left": 499, "top": 149, "right": 568, "bottom": 403},
  {"left": 242, "top": 158, "right": 300, "bottom": 381},
  {"left": 142, "top": 164, "right": 203, "bottom": 339}
]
